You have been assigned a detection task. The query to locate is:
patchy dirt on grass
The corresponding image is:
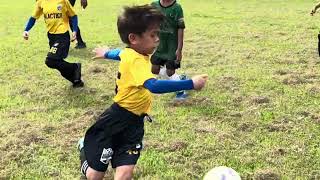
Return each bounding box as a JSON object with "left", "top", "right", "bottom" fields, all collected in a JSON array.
[
  {"left": 0, "top": 121, "right": 47, "bottom": 167},
  {"left": 170, "top": 97, "right": 212, "bottom": 107},
  {"left": 7, "top": 107, "right": 48, "bottom": 118},
  {"left": 254, "top": 169, "right": 281, "bottom": 180},
  {"left": 307, "top": 86, "right": 320, "bottom": 96},
  {"left": 265, "top": 118, "right": 292, "bottom": 132},
  {"left": 53, "top": 108, "right": 102, "bottom": 150},
  {"left": 168, "top": 141, "right": 188, "bottom": 152},
  {"left": 88, "top": 65, "right": 106, "bottom": 74},
  {"left": 281, "top": 74, "right": 308, "bottom": 85},
  {"left": 216, "top": 76, "right": 240, "bottom": 92},
  {"left": 250, "top": 96, "right": 270, "bottom": 104},
  {"left": 237, "top": 122, "right": 257, "bottom": 132}
]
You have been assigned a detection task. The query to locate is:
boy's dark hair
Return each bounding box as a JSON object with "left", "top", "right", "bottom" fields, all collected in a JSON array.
[{"left": 117, "top": 5, "right": 164, "bottom": 44}]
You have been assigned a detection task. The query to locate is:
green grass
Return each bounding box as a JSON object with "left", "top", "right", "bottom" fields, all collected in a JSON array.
[{"left": 1, "top": 0, "right": 320, "bottom": 179}]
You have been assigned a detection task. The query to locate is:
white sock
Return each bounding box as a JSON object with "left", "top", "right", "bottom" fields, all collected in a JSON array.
[{"left": 169, "top": 73, "right": 180, "bottom": 81}]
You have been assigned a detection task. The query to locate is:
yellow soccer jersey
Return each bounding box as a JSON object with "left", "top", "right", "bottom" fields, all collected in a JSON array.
[
  {"left": 113, "top": 48, "right": 155, "bottom": 116},
  {"left": 32, "top": 0, "right": 76, "bottom": 34}
]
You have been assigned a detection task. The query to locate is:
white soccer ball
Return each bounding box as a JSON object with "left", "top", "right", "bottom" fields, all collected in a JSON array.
[{"left": 203, "top": 166, "right": 241, "bottom": 180}]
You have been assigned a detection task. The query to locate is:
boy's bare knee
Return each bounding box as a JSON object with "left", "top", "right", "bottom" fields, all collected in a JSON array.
[
  {"left": 115, "top": 165, "right": 135, "bottom": 180},
  {"left": 151, "top": 65, "right": 160, "bottom": 74},
  {"left": 86, "top": 167, "right": 105, "bottom": 180},
  {"left": 166, "top": 69, "right": 175, "bottom": 77}
]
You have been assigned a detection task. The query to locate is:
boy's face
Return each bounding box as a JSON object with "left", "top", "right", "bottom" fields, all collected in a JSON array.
[{"left": 129, "top": 24, "right": 160, "bottom": 55}]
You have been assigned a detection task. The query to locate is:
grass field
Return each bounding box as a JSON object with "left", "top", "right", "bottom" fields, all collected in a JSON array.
[{"left": 1, "top": 0, "right": 320, "bottom": 179}]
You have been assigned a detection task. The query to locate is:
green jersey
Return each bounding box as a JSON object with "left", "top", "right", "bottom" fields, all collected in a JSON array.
[{"left": 151, "top": 0, "right": 185, "bottom": 60}]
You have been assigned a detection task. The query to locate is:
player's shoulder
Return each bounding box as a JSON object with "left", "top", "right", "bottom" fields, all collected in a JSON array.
[
  {"left": 174, "top": 1, "right": 183, "bottom": 9},
  {"left": 120, "top": 48, "right": 142, "bottom": 63}
]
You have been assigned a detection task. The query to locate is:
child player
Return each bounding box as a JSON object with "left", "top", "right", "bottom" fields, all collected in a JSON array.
[
  {"left": 23, "top": 0, "right": 84, "bottom": 87},
  {"left": 78, "top": 4, "right": 208, "bottom": 180},
  {"left": 151, "top": 0, "right": 187, "bottom": 99}
]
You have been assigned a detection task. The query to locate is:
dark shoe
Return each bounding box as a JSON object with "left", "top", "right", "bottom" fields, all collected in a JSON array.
[
  {"left": 73, "top": 80, "right": 84, "bottom": 88},
  {"left": 75, "top": 42, "right": 87, "bottom": 49}
]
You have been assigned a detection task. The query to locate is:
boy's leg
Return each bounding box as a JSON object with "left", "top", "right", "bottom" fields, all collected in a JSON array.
[
  {"left": 110, "top": 105, "right": 144, "bottom": 180},
  {"left": 75, "top": 27, "right": 86, "bottom": 49},
  {"left": 78, "top": 139, "right": 105, "bottom": 180},
  {"left": 114, "top": 165, "right": 135, "bottom": 180},
  {"left": 45, "top": 57, "right": 78, "bottom": 82},
  {"left": 158, "top": 66, "right": 170, "bottom": 79},
  {"left": 165, "top": 60, "right": 178, "bottom": 78},
  {"left": 85, "top": 167, "right": 105, "bottom": 180},
  {"left": 46, "top": 32, "right": 84, "bottom": 86},
  {"left": 165, "top": 61, "right": 188, "bottom": 99},
  {"left": 151, "top": 55, "right": 165, "bottom": 75},
  {"left": 80, "top": 104, "right": 138, "bottom": 179}
]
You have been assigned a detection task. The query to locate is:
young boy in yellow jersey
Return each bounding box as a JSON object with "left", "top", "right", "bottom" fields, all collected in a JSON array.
[
  {"left": 23, "top": 0, "right": 84, "bottom": 87},
  {"left": 78, "top": 5, "right": 208, "bottom": 179}
]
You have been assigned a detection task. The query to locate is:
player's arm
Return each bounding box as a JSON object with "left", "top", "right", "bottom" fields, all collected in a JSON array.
[
  {"left": 311, "top": 2, "right": 320, "bottom": 15},
  {"left": 23, "top": 2, "right": 42, "bottom": 40},
  {"left": 144, "top": 78, "right": 193, "bottom": 93},
  {"left": 65, "top": 0, "right": 78, "bottom": 40},
  {"left": 24, "top": 17, "right": 36, "bottom": 32},
  {"left": 176, "top": 28, "right": 184, "bottom": 61},
  {"left": 176, "top": 5, "right": 185, "bottom": 61},
  {"left": 70, "top": 15, "right": 78, "bottom": 33},
  {"left": 144, "top": 74, "right": 208, "bottom": 94},
  {"left": 92, "top": 48, "right": 121, "bottom": 61}
]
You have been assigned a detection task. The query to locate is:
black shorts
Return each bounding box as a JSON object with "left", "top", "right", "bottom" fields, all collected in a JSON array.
[
  {"left": 68, "top": 0, "right": 76, "bottom": 6},
  {"left": 84, "top": 103, "right": 145, "bottom": 172},
  {"left": 47, "top": 31, "right": 70, "bottom": 60},
  {"left": 151, "top": 55, "right": 181, "bottom": 70}
]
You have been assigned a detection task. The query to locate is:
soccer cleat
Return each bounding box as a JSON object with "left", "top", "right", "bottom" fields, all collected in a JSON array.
[
  {"left": 174, "top": 74, "right": 188, "bottom": 100},
  {"left": 175, "top": 91, "right": 188, "bottom": 100},
  {"left": 73, "top": 63, "right": 84, "bottom": 88},
  {"left": 75, "top": 42, "right": 87, "bottom": 49},
  {"left": 179, "top": 74, "right": 187, "bottom": 80},
  {"left": 73, "top": 80, "right": 84, "bottom": 88}
]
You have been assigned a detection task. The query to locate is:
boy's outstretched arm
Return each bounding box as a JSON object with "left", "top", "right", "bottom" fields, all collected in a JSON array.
[
  {"left": 144, "top": 74, "right": 208, "bottom": 94},
  {"left": 70, "top": 15, "right": 78, "bottom": 41},
  {"left": 92, "top": 48, "right": 121, "bottom": 61},
  {"left": 24, "top": 1, "right": 42, "bottom": 40},
  {"left": 176, "top": 28, "right": 184, "bottom": 62},
  {"left": 23, "top": 17, "right": 36, "bottom": 40},
  {"left": 311, "top": 2, "right": 320, "bottom": 15}
]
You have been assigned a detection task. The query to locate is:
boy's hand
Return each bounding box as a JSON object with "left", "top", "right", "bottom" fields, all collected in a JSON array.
[
  {"left": 81, "top": 0, "right": 88, "bottom": 9},
  {"left": 23, "top": 31, "right": 29, "bottom": 40},
  {"left": 92, "top": 47, "right": 110, "bottom": 59},
  {"left": 71, "top": 32, "right": 77, "bottom": 42},
  {"left": 192, "top": 74, "right": 208, "bottom": 90},
  {"left": 311, "top": 8, "right": 316, "bottom": 16},
  {"left": 176, "top": 49, "right": 182, "bottom": 62}
]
